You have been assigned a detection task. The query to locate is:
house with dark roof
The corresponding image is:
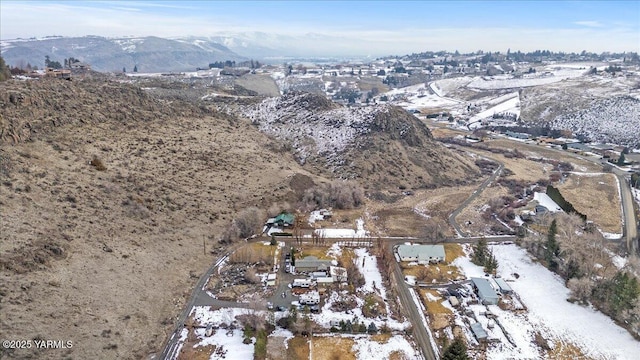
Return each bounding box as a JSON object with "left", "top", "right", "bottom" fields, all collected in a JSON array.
[{"left": 295, "top": 256, "right": 334, "bottom": 273}]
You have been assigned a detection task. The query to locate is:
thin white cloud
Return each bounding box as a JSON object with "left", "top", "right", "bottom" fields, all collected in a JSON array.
[
  {"left": 1, "top": 2, "right": 638, "bottom": 55},
  {"left": 574, "top": 20, "right": 604, "bottom": 28}
]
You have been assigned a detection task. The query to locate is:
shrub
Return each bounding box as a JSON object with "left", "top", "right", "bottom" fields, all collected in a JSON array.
[
  {"left": 90, "top": 156, "right": 107, "bottom": 171},
  {"left": 301, "top": 180, "right": 364, "bottom": 210},
  {"left": 234, "top": 207, "right": 265, "bottom": 238}
]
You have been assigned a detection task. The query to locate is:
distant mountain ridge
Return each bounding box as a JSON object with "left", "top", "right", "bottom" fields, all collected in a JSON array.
[{"left": 0, "top": 35, "right": 245, "bottom": 72}]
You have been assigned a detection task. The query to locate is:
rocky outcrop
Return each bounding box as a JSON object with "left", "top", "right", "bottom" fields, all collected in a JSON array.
[{"left": 244, "top": 92, "right": 478, "bottom": 189}]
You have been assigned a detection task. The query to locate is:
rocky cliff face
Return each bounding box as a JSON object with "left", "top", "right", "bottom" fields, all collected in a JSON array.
[{"left": 243, "top": 92, "right": 478, "bottom": 189}]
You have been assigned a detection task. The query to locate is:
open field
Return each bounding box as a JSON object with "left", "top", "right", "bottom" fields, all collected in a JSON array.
[
  {"left": 368, "top": 185, "right": 480, "bottom": 237},
  {"left": 299, "top": 246, "right": 333, "bottom": 260},
  {"left": 419, "top": 289, "right": 454, "bottom": 331},
  {"left": 455, "top": 185, "right": 511, "bottom": 236},
  {"left": 287, "top": 337, "right": 311, "bottom": 360},
  {"left": 311, "top": 336, "right": 357, "bottom": 360},
  {"left": 485, "top": 138, "right": 602, "bottom": 172},
  {"left": 557, "top": 173, "right": 622, "bottom": 234},
  {"left": 230, "top": 242, "right": 279, "bottom": 264},
  {"left": 401, "top": 244, "right": 465, "bottom": 283}
]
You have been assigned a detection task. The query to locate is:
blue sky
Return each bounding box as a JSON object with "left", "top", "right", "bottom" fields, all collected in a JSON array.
[{"left": 1, "top": 1, "right": 638, "bottom": 55}]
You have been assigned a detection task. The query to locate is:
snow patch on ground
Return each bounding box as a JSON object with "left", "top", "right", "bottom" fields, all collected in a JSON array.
[
  {"left": 352, "top": 334, "right": 419, "bottom": 360},
  {"left": 315, "top": 218, "right": 368, "bottom": 238},
  {"left": 354, "top": 248, "right": 385, "bottom": 297},
  {"left": 467, "top": 69, "right": 585, "bottom": 90},
  {"left": 192, "top": 328, "right": 254, "bottom": 360},
  {"left": 489, "top": 244, "right": 640, "bottom": 359},
  {"left": 533, "top": 192, "right": 563, "bottom": 212}
]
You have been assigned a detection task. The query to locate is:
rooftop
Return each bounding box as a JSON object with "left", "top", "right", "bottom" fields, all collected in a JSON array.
[
  {"left": 471, "top": 322, "right": 488, "bottom": 340},
  {"left": 471, "top": 277, "right": 499, "bottom": 301},
  {"left": 397, "top": 244, "right": 445, "bottom": 261}
]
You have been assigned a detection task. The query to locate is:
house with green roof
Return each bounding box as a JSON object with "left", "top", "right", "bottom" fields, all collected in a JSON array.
[{"left": 266, "top": 212, "right": 295, "bottom": 229}]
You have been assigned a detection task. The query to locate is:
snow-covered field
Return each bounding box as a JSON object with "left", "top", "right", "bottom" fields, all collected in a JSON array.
[
  {"left": 468, "top": 92, "right": 520, "bottom": 125},
  {"left": 314, "top": 218, "right": 369, "bottom": 238},
  {"left": 533, "top": 192, "right": 563, "bottom": 212},
  {"left": 171, "top": 307, "right": 264, "bottom": 360},
  {"left": 456, "top": 244, "right": 640, "bottom": 359},
  {"left": 351, "top": 334, "right": 419, "bottom": 359},
  {"left": 467, "top": 69, "right": 585, "bottom": 90},
  {"left": 311, "top": 247, "right": 409, "bottom": 331},
  {"left": 383, "top": 83, "right": 460, "bottom": 109}
]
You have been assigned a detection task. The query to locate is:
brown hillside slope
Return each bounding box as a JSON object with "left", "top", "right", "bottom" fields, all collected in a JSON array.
[{"left": 0, "top": 78, "right": 315, "bottom": 359}]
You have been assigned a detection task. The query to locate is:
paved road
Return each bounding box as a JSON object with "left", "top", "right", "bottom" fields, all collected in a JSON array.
[
  {"left": 159, "top": 242, "right": 245, "bottom": 360},
  {"left": 549, "top": 149, "right": 639, "bottom": 253},
  {"left": 390, "top": 247, "right": 437, "bottom": 360},
  {"left": 617, "top": 173, "right": 639, "bottom": 253}
]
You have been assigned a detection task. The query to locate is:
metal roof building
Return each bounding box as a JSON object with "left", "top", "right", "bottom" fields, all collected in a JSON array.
[
  {"left": 470, "top": 322, "right": 488, "bottom": 341},
  {"left": 494, "top": 278, "right": 513, "bottom": 294},
  {"left": 396, "top": 244, "right": 446, "bottom": 263},
  {"left": 471, "top": 277, "right": 499, "bottom": 305}
]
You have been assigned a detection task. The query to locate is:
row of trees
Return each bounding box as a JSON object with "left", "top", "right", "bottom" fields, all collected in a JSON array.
[{"left": 522, "top": 213, "right": 640, "bottom": 332}]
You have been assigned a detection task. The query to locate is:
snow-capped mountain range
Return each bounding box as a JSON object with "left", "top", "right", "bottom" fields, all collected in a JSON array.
[{"left": 0, "top": 35, "right": 246, "bottom": 73}]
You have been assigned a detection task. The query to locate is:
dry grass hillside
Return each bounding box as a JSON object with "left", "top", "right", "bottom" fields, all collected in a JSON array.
[
  {"left": 0, "top": 77, "right": 319, "bottom": 359},
  {"left": 0, "top": 77, "right": 481, "bottom": 359}
]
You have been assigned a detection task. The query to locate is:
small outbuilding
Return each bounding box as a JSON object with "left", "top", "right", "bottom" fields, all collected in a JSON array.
[
  {"left": 494, "top": 278, "right": 513, "bottom": 294},
  {"left": 266, "top": 273, "right": 277, "bottom": 287},
  {"left": 470, "top": 322, "right": 488, "bottom": 341}
]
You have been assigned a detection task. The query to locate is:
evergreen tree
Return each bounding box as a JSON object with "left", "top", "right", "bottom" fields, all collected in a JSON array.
[
  {"left": 545, "top": 219, "right": 560, "bottom": 270},
  {"left": 123, "top": 67, "right": 126, "bottom": 73},
  {"left": 441, "top": 336, "right": 469, "bottom": 360},
  {"left": 133, "top": 65, "right": 138, "bottom": 73},
  {"left": 472, "top": 237, "right": 488, "bottom": 266},
  {"left": 483, "top": 248, "right": 499, "bottom": 275},
  {"left": 618, "top": 153, "right": 626, "bottom": 166}
]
